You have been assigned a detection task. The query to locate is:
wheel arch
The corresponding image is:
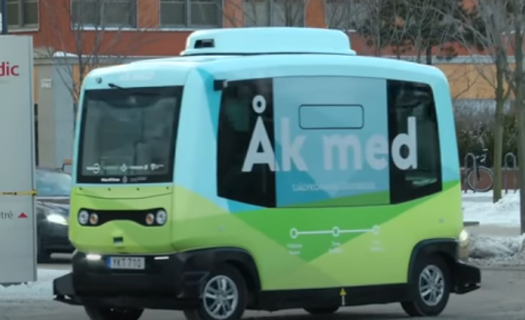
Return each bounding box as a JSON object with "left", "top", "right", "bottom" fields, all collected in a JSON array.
[
  {"left": 181, "top": 247, "right": 262, "bottom": 294},
  {"left": 407, "top": 239, "right": 458, "bottom": 284}
]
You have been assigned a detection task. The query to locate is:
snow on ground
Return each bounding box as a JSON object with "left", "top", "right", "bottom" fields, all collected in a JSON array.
[
  {"left": 469, "top": 233, "right": 525, "bottom": 266},
  {"left": 0, "top": 269, "right": 68, "bottom": 300},
  {"left": 463, "top": 191, "right": 520, "bottom": 225},
  {"left": 461, "top": 190, "right": 520, "bottom": 198},
  {"left": 462, "top": 190, "right": 525, "bottom": 266}
]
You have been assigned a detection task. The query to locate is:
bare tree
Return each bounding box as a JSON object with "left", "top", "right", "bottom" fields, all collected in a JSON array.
[
  {"left": 444, "top": 64, "right": 482, "bottom": 100},
  {"left": 455, "top": 1, "right": 513, "bottom": 204},
  {"left": 273, "top": 0, "right": 308, "bottom": 26},
  {"left": 322, "top": 0, "right": 366, "bottom": 30},
  {"left": 401, "top": 0, "right": 461, "bottom": 64},
  {"left": 455, "top": 0, "right": 525, "bottom": 232},
  {"left": 41, "top": 0, "right": 160, "bottom": 104},
  {"left": 355, "top": 0, "right": 412, "bottom": 57},
  {"left": 350, "top": 0, "right": 457, "bottom": 59}
]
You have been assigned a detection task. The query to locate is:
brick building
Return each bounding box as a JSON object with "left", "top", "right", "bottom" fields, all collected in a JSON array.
[{"left": 0, "top": 0, "right": 493, "bottom": 168}]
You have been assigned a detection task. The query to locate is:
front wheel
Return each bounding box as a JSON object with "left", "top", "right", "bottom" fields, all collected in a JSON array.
[
  {"left": 401, "top": 255, "right": 451, "bottom": 317},
  {"left": 184, "top": 265, "right": 247, "bottom": 320},
  {"left": 84, "top": 306, "right": 144, "bottom": 320},
  {"left": 466, "top": 166, "right": 494, "bottom": 192}
]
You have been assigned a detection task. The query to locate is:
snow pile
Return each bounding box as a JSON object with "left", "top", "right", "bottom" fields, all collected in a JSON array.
[
  {"left": 463, "top": 192, "right": 520, "bottom": 225},
  {"left": 0, "top": 269, "right": 68, "bottom": 300},
  {"left": 493, "top": 192, "right": 521, "bottom": 212},
  {"left": 469, "top": 233, "right": 525, "bottom": 267}
]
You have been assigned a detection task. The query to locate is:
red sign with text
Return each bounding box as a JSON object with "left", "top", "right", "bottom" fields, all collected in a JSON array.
[{"left": 0, "top": 62, "right": 20, "bottom": 77}]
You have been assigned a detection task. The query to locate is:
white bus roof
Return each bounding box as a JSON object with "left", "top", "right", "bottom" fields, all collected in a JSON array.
[{"left": 181, "top": 27, "right": 356, "bottom": 56}]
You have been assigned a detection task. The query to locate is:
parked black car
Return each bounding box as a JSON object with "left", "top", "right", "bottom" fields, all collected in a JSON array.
[{"left": 36, "top": 167, "right": 73, "bottom": 262}]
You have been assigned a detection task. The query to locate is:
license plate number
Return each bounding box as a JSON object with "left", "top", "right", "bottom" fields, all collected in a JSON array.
[{"left": 107, "top": 257, "right": 145, "bottom": 270}]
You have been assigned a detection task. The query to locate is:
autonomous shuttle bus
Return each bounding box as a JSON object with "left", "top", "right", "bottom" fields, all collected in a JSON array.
[{"left": 53, "top": 27, "right": 481, "bottom": 320}]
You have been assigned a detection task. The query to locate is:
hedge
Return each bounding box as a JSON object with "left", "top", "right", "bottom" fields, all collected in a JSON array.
[{"left": 455, "top": 104, "right": 518, "bottom": 168}]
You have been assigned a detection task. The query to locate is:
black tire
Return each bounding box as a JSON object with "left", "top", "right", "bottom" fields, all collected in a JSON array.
[
  {"left": 37, "top": 234, "right": 52, "bottom": 264},
  {"left": 183, "top": 264, "right": 247, "bottom": 320},
  {"left": 466, "top": 167, "right": 494, "bottom": 192},
  {"left": 304, "top": 306, "right": 339, "bottom": 315},
  {"left": 84, "top": 306, "right": 144, "bottom": 320},
  {"left": 401, "top": 255, "right": 451, "bottom": 317}
]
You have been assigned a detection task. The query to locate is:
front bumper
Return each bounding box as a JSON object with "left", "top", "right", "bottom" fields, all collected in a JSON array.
[
  {"left": 453, "top": 261, "right": 481, "bottom": 294},
  {"left": 53, "top": 251, "right": 208, "bottom": 310}
]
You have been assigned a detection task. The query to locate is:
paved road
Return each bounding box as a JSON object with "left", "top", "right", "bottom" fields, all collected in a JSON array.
[
  {"left": 4, "top": 268, "right": 525, "bottom": 320},
  {"left": 29, "top": 216, "right": 523, "bottom": 320}
]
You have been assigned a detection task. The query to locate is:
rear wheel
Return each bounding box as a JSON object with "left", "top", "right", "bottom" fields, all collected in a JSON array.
[
  {"left": 304, "top": 306, "right": 339, "bottom": 315},
  {"left": 84, "top": 306, "right": 144, "bottom": 320},
  {"left": 466, "top": 166, "right": 494, "bottom": 192},
  {"left": 401, "top": 255, "right": 450, "bottom": 317},
  {"left": 183, "top": 265, "right": 247, "bottom": 320}
]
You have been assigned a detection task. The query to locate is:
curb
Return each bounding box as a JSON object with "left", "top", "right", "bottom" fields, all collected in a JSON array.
[{"left": 478, "top": 265, "right": 525, "bottom": 272}]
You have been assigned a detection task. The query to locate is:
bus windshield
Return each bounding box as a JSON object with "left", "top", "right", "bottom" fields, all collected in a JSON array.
[{"left": 77, "top": 86, "right": 182, "bottom": 184}]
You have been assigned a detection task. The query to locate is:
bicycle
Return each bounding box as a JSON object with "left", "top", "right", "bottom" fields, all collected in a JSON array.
[{"left": 465, "top": 148, "right": 494, "bottom": 192}]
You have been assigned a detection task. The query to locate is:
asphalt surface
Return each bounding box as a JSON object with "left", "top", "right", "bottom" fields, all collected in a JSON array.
[{"left": 5, "top": 266, "right": 525, "bottom": 320}]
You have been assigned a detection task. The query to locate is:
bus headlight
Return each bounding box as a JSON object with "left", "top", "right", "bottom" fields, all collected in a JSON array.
[
  {"left": 145, "top": 213, "right": 155, "bottom": 225},
  {"left": 459, "top": 229, "right": 470, "bottom": 248},
  {"left": 458, "top": 229, "right": 470, "bottom": 261},
  {"left": 78, "top": 210, "right": 89, "bottom": 225},
  {"left": 156, "top": 210, "right": 167, "bottom": 225},
  {"left": 89, "top": 213, "right": 99, "bottom": 225}
]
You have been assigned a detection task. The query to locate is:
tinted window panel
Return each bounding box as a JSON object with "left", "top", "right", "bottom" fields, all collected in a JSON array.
[
  {"left": 217, "top": 78, "right": 276, "bottom": 207},
  {"left": 387, "top": 80, "right": 442, "bottom": 204}
]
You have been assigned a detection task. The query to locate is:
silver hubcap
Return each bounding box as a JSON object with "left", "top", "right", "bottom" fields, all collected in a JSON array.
[
  {"left": 419, "top": 265, "right": 445, "bottom": 307},
  {"left": 203, "top": 275, "right": 238, "bottom": 320}
]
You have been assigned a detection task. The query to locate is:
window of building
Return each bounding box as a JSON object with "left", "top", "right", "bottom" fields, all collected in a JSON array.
[
  {"left": 324, "top": 0, "right": 367, "bottom": 30},
  {"left": 244, "top": 0, "right": 305, "bottom": 27},
  {"left": 217, "top": 78, "right": 276, "bottom": 207},
  {"left": 0, "top": 0, "right": 38, "bottom": 29},
  {"left": 160, "top": 0, "right": 221, "bottom": 28},
  {"left": 387, "top": 80, "right": 442, "bottom": 204},
  {"left": 71, "top": 0, "right": 137, "bottom": 28}
]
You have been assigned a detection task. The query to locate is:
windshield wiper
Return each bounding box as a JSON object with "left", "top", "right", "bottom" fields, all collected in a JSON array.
[
  {"left": 107, "top": 82, "right": 159, "bottom": 96},
  {"left": 108, "top": 83, "right": 124, "bottom": 89}
]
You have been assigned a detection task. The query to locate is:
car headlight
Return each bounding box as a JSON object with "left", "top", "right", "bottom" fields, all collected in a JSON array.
[
  {"left": 46, "top": 213, "right": 68, "bottom": 226},
  {"left": 459, "top": 229, "right": 469, "bottom": 247}
]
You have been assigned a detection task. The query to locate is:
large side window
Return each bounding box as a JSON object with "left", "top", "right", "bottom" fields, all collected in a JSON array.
[
  {"left": 217, "top": 79, "right": 276, "bottom": 207},
  {"left": 387, "top": 80, "right": 442, "bottom": 204}
]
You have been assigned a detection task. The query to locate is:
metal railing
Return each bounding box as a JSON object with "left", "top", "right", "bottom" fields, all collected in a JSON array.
[
  {"left": 462, "top": 151, "right": 519, "bottom": 193},
  {"left": 462, "top": 153, "right": 476, "bottom": 193},
  {"left": 504, "top": 152, "right": 518, "bottom": 194}
]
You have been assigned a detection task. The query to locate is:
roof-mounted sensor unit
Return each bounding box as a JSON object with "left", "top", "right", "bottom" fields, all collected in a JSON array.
[{"left": 181, "top": 27, "right": 355, "bottom": 56}]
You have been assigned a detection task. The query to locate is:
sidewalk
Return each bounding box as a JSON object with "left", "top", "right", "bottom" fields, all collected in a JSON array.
[
  {"left": 466, "top": 224, "right": 520, "bottom": 236},
  {"left": 463, "top": 192, "right": 520, "bottom": 235},
  {"left": 462, "top": 190, "right": 520, "bottom": 226}
]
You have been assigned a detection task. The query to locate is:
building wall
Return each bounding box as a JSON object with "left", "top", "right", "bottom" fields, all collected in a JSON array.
[
  {"left": 28, "top": 0, "right": 474, "bottom": 57},
  {"left": 438, "top": 64, "right": 501, "bottom": 100},
  {"left": 14, "top": 0, "right": 500, "bottom": 166},
  {"left": 33, "top": 57, "right": 142, "bottom": 168},
  {"left": 34, "top": 62, "right": 57, "bottom": 167},
  {"left": 8, "top": 0, "right": 477, "bottom": 57}
]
